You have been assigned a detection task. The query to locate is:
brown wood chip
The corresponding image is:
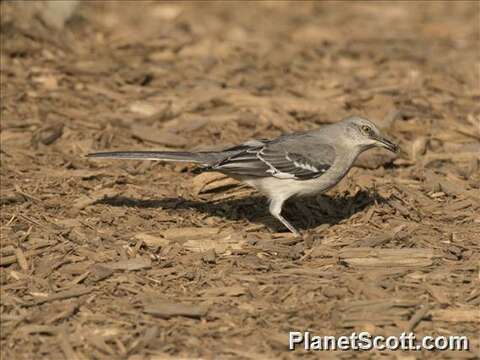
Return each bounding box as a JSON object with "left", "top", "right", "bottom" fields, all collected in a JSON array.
[
  {"left": 103, "top": 257, "right": 152, "bottom": 271},
  {"left": 144, "top": 302, "right": 208, "bottom": 319}
]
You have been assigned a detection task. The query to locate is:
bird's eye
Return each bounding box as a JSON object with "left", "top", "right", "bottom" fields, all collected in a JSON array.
[{"left": 361, "top": 125, "right": 372, "bottom": 135}]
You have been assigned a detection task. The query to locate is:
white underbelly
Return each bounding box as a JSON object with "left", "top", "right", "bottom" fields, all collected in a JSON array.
[{"left": 243, "top": 173, "right": 340, "bottom": 199}]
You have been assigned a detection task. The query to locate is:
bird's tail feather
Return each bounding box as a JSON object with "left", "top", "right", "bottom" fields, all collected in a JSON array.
[{"left": 86, "top": 151, "right": 206, "bottom": 164}]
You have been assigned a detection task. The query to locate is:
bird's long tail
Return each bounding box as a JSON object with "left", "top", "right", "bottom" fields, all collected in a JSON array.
[{"left": 86, "top": 151, "right": 209, "bottom": 164}]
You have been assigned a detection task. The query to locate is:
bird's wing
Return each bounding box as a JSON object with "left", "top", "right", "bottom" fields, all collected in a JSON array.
[{"left": 211, "top": 137, "right": 335, "bottom": 180}]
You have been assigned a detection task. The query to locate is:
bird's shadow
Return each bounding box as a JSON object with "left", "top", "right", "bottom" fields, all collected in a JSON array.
[{"left": 96, "top": 190, "right": 386, "bottom": 233}]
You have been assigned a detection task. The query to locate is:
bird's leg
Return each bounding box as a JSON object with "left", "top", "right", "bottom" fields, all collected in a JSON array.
[{"left": 269, "top": 197, "right": 300, "bottom": 236}]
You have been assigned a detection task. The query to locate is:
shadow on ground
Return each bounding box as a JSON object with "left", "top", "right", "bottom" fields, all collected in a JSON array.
[{"left": 96, "top": 190, "right": 386, "bottom": 232}]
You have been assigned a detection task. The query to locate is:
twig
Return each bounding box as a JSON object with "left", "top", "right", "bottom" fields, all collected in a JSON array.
[
  {"left": 23, "top": 287, "right": 93, "bottom": 307},
  {"left": 0, "top": 248, "right": 47, "bottom": 266},
  {"left": 17, "top": 213, "right": 45, "bottom": 228},
  {"left": 14, "top": 248, "right": 29, "bottom": 271},
  {"left": 57, "top": 333, "right": 79, "bottom": 360},
  {"left": 14, "top": 185, "right": 42, "bottom": 203},
  {"left": 406, "top": 304, "right": 430, "bottom": 332}
]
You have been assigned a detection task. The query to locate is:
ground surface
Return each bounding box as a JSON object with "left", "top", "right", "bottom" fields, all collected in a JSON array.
[{"left": 1, "top": 1, "right": 479, "bottom": 359}]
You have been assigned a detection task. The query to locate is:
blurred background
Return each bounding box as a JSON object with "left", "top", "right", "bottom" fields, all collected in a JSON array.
[{"left": 1, "top": 1, "right": 479, "bottom": 359}]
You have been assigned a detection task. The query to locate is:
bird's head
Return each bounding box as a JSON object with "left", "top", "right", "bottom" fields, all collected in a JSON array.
[{"left": 341, "top": 116, "right": 398, "bottom": 153}]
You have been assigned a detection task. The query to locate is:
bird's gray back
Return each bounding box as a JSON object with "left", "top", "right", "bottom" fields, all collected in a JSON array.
[{"left": 268, "top": 133, "right": 336, "bottom": 163}]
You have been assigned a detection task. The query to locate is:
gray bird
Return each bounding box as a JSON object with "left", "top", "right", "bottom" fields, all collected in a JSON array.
[{"left": 87, "top": 116, "right": 398, "bottom": 235}]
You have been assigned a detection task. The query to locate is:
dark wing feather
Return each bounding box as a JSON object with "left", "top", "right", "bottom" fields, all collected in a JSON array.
[
  {"left": 211, "top": 147, "right": 267, "bottom": 176},
  {"left": 259, "top": 148, "right": 331, "bottom": 179},
  {"left": 211, "top": 139, "right": 335, "bottom": 180}
]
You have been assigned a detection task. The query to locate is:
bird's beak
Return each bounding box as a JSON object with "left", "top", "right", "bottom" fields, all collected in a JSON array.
[{"left": 373, "top": 135, "right": 399, "bottom": 153}]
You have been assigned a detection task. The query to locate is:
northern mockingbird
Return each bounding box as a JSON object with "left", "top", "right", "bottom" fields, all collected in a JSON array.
[{"left": 87, "top": 116, "right": 398, "bottom": 235}]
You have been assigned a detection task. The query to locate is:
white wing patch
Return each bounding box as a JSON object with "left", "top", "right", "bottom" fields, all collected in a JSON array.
[
  {"left": 258, "top": 149, "right": 326, "bottom": 179},
  {"left": 266, "top": 168, "right": 296, "bottom": 179},
  {"left": 258, "top": 149, "right": 296, "bottom": 179},
  {"left": 292, "top": 160, "right": 318, "bottom": 173}
]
